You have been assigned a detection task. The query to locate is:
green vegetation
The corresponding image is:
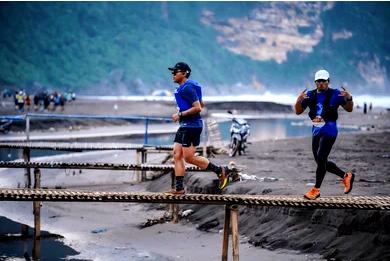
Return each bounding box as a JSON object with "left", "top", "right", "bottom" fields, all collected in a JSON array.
[{"left": 0, "top": 2, "right": 388, "bottom": 94}]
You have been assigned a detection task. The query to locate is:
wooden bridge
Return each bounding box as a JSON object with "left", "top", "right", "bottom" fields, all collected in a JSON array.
[{"left": 1, "top": 141, "right": 389, "bottom": 261}]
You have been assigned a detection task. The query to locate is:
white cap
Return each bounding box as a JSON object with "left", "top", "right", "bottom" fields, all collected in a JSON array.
[{"left": 314, "top": 69, "right": 330, "bottom": 81}]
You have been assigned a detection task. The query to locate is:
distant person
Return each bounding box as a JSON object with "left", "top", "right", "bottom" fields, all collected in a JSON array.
[
  {"left": 25, "top": 95, "right": 31, "bottom": 111},
  {"left": 33, "top": 94, "right": 39, "bottom": 111},
  {"left": 65, "top": 92, "right": 72, "bottom": 102},
  {"left": 165, "top": 62, "right": 231, "bottom": 195},
  {"left": 14, "top": 91, "right": 18, "bottom": 110},
  {"left": 16, "top": 91, "right": 25, "bottom": 112},
  {"left": 294, "top": 69, "right": 355, "bottom": 200},
  {"left": 363, "top": 102, "right": 367, "bottom": 114},
  {"left": 53, "top": 92, "right": 61, "bottom": 111},
  {"left": 43, "top": 93, "right": 50, "bottom": 111},
  {"left": 369, "top": 102, "right": 372, "bottom": 112},
  {"left": 59, "top": 94, "right": 65, "bottom": 111}
]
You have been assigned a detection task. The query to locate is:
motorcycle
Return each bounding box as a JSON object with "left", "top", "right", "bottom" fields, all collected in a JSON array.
[{"left": 228, "top": 111, "right": 250, "bottom": 157}]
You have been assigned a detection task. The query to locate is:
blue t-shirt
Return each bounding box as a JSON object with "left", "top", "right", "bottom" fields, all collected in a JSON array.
[
  {"left": 301, "top": 88, "right": 347, "bottom": 137},
  {"left": 174, "top": 79, "right": 203, "bottom": 128}
]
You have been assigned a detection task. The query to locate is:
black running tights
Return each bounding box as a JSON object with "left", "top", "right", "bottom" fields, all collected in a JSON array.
[{"left": 312, "top": 135, "right": 345, "bottom": 188}]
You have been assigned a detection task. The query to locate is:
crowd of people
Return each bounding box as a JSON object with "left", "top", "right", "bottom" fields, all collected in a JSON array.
[{"left": 10, "top": 90, "right": 76, "bottom": 112}]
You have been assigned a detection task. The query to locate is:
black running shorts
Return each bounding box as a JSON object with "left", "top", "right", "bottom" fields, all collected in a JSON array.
[{"left": 174, "top": 127, "right": 203, "bottom": 147}]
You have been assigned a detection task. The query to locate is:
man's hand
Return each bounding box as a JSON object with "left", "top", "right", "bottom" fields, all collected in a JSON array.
[
  {"left": 297, "top": 88, "right": 309, "bottom": 103},
  {"left": 339, "top": 86, "right": 352, "bottom": 100},
  {"left": 294, "top": 88, "right": 309, "bottom": 115},
  {"left": 172, "top": 112, "right": 180, "bottom": 122},
  {"left": 339, "top": 86, "right": 353, "bottom": 112}
]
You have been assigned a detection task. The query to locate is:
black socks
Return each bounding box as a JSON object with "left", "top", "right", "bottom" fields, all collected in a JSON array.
[
  {"left": 206, "top": 162, "right": 222, "bottom": 176},
  {"left": 175, "top": 176, "right": 184, "bottom": 191}
]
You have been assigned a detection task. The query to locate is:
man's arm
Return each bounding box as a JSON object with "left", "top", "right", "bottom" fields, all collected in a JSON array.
[
  {"left": 294, "top": 89, "right": 308, "bottom": 115},
  {"left": 339, "top": 86, "right": 353, "bottom": 112},
  {"left": 181, "top": 101, "right": 202, "bottom": 117}
]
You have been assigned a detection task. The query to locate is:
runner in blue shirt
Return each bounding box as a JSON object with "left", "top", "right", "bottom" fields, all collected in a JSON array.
[
  {"left": 165, "top": 62, "right": 231, "bottom": 195},
  {"left": 294, "top": 69, "right": 355, "bottom": 200}
]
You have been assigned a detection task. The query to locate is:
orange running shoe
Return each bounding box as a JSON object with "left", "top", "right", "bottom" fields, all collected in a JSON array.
[
  {"left": 343, "top": 172, "right": 355, "bottom": 194},
  {"left": 304, "top": 187, "right": 320, "bottom": 200}
]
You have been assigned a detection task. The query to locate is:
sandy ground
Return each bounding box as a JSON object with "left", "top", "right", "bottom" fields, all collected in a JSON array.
[
  {"left": 0, "top": 151, "right": 323, "bottom": 261},
  {"left": 0, "top": 99, "right": 389, "bottom": 260}
]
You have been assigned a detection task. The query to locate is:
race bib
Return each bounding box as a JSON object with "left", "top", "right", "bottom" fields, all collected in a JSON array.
[{"left": 312, "top": 117, "right": 325, "bottom": 128}]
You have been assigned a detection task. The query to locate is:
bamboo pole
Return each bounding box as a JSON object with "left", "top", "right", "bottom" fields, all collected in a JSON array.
[
  {"left": 32, "top": 167, "right": 41, "bottom": 260},
  {"left": 231, "top": 205, "right": 239, "bottom": 261},
  {"left": 222, "top": 205, "right": 231, "bottom": 261}
]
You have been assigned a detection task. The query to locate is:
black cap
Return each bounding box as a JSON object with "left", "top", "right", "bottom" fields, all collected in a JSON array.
[{"left": 168, "top": 62, "right": 191, "bottom": 73}]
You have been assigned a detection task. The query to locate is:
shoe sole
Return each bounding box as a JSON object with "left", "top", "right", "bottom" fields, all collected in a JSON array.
[
  {"left": 344, "top": 173, "right": 355, "bottom": 194},
  {"left": 303, "top": 194, "right": 320, "bottom": 200},
  {"left": 163, "top": 191, "right": 185, "bottom": 195}
]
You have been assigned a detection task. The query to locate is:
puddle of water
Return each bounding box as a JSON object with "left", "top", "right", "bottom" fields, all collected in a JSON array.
[{"left": 0, "top": 216, "right": 89, "bottom": 261}]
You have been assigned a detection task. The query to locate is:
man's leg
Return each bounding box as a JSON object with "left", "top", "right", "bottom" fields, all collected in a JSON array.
[
  {"left": 305, "top": 135, "right": 326, "bottom": 200},
  {"left": 182, "top": 145, "right": 209, "bottom": 169},
  {"left": 314, "top": 135, "right": 337, "bottom": 188},
  {"left": 182, "top": 127, "right": 231, "bottom": 189},
  {"left": 173, "top": 142, "right": 185, "bottom": 192},
  {"left": 182, "top": 145, "right": 230, "bottom": 190}
]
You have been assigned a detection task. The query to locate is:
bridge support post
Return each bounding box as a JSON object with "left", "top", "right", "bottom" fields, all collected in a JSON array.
[
  {"left": 23, "top": 148, "right": 31, "bottom": 188},
  {"left": 169, "top": 171, "right": 179, "bottom": 223},
  {"left": 141, "top": 149, "right": 147, "bottom": 181},
  {"left": 231, "top": 205, "right": 239, "bottom": 261},
  {"left": 32, "top": 167, "right": 41, "bottom": 261},
  {"left": 21, "top": 147, "right": 31, "bottom": 238},
  {"left": 221, "top": 205, "right": 239, "bottom": 261},
  {"left": 136, "top": 149, "right": 148, "bottom": 182}
]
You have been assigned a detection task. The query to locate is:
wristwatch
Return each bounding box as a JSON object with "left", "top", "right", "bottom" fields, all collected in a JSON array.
[
  {"left": 178, "top": 111, "right": 183, "bottom": 117},
  {"left": 347, "top": 96, "right": 353, "bottom": 101}
]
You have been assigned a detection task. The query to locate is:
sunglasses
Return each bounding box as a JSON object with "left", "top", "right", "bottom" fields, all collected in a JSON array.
[
  {"left": 171, "top": 70, "right": 183, "bottom": 75},
  {"left": 315, "top": 79, "right": 328, "bottom": 83}
]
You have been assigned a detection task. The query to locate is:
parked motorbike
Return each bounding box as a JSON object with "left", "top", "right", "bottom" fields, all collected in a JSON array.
[{"left": 228, "top": 111, "right": 250, "bottom": 157}]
